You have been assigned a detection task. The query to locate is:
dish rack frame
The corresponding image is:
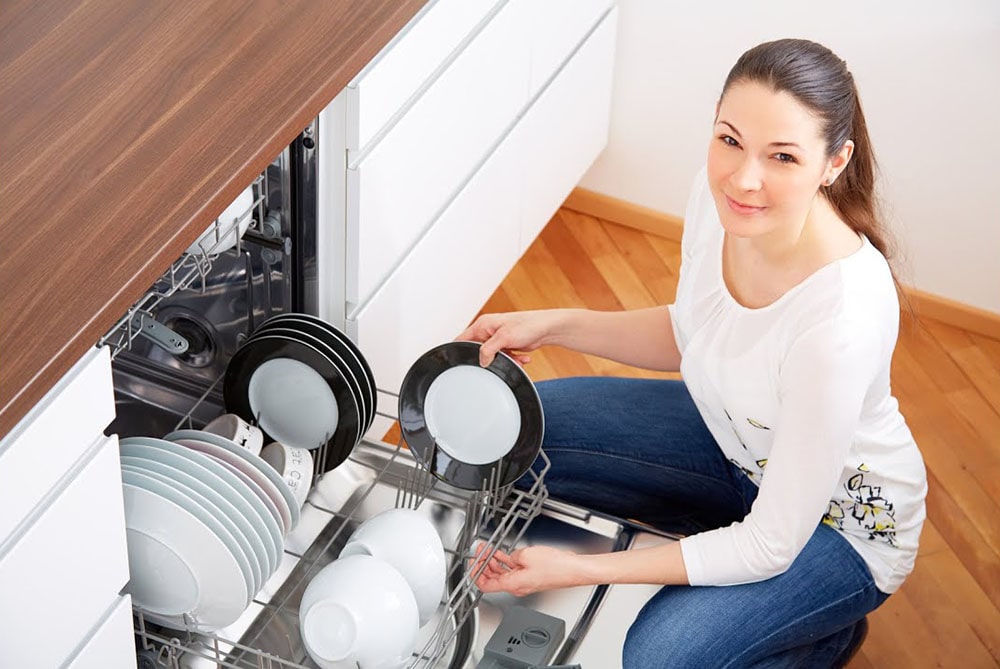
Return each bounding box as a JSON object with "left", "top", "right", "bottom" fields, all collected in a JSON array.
[
  {"left": 132, "top": 381, "right": 550, "bottom": 669},
  {"left": 98, "top": 171, "right": 268, "bottom": 361}
]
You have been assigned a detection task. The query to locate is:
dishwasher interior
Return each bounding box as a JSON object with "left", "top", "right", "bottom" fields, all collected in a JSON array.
[{"left": 103, "top": 124, "right": 673, "bottom": 669}]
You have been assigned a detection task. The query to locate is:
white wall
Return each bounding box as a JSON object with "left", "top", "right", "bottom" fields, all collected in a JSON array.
[{"left": 580, "top": 0, "right": 1000, "bottom": 314}]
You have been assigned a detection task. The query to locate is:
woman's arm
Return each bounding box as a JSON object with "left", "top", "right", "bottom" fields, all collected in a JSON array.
[
  {"left": 472, "top": 540, "right": 689, "bottom": 597},
  {"left": 458, "top": 306, "right": 682, "bottom": 372}
]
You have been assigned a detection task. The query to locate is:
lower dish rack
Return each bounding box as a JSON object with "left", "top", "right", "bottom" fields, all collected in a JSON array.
[{"left": 131, "top": 401, "right": 550, "bottom": 669}]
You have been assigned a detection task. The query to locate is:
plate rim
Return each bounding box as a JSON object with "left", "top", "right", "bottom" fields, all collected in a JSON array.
[
  {"left": 253, "top": 324, "right": 369, "bottom": 436},
  {"left": 256, "top": 313, "right": 376, "bottom": 429},
  {"left": 165, "top": 428, "right": 300, "bottom": 532}
]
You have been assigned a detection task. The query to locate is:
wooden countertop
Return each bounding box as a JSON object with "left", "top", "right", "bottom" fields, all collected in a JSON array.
[{"left": 0, "top": 0, "right": 426, "bottom": 439}]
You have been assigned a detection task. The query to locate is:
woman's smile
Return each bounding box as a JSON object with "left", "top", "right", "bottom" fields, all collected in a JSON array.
[{"left": 725, "top": 194, "right": 766, "bottom": 216}]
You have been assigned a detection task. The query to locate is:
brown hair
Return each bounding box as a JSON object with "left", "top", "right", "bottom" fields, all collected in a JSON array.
[{"left": 721, "top": 39, "right": 894, "bottom": 262}]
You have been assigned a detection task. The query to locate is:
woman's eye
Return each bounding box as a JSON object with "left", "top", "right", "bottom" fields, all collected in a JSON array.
[
  {"left": 774, "top": 152, "right": 797, "bottom": 164},
  {"left": 720, "top": 135, "right": 739, "bottom": 147}
]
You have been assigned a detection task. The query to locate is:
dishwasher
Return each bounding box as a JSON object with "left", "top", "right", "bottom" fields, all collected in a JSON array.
[{"left": 101, "top": 117, "right": 674, "bottom": 669}]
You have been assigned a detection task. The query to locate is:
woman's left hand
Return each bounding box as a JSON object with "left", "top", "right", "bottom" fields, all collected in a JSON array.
[{"left": 469, "top": 544, "right": 582, "bottom": 596}]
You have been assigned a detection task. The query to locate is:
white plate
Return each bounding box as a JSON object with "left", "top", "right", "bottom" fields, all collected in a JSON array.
[
  {"left": 424, "top": 365, "right": 521, "bottom": 465},
  {"left": 121, "top": 482, "right": 248, "bottom": 632},
  {"left": 204, "top": 455, "right": 285, "bottom": 556},
  {"left": 166, "top": 429, "right": 300, "bottom": 532},
  {"left": 119, "top": 438, "right": 282, "bottom": 577},
  {"left": 120, "top": 468, "right": 256, "bottom": 602},
  {"left": 170, "top": 435, "right": 293, "bottom": 536},
  {"left": 121, "top": 457, "right": 267, "bottom": 591},
  {"left": 249, "top": 357, "right": 340, "bottom": 450},
  {"left": 399, "top": 342, "right": 544, "bottom": 490}
]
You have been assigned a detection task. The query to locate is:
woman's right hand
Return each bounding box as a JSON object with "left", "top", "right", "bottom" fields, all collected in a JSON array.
[{"left": 457, "top": 310, "right": 563, "bottom": 367}]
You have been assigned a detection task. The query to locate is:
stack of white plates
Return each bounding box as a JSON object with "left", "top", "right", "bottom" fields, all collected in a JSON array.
[
  {"left": 223, "top": 313, "right": 377, "bottom": 475},
  {"left": 119, "top": 429, "right": 299, "bottom": 632}
]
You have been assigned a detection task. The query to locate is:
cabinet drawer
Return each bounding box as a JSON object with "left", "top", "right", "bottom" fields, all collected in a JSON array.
[
  {"left": 527, "top": 0, "right": 615, "bottom": 98},
  {"left": 65, "top": 595, "right": 136, "bottom": 669},
  {"left": 520, "top": 7, "right": 618, "bottom": 251},
  {"left": 347, "top": 0, "right": 504, "bottom": 152},
  {"left": 346, "top": 0, "right": 530, "bottom": 307},
  {"left": 348, "top": 105, "right": 523, "bottom": 400},
  {"left": 0, "top": 346, "right": 114, "bottom": 544},
  {"left": 348, "top": 7, "right": 618, "bottom": 412},
  {"left": 0, "top": 435, "right": 130, "bottom": 668}
]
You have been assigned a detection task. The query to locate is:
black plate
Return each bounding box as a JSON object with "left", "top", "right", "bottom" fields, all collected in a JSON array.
[
  {"left": 398, "top": 341, "right": 544, "bottom": 490},
  {"left": 223, "top": 334, "right": 360, "bottom": 474},
  {"left": 254, "top": 314, "right": 377, "bottom": 431},
  {"left": 251, "top": 325, "right": 368, "bottom": 435}
]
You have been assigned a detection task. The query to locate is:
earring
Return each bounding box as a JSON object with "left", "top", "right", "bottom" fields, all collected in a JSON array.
[{"left": 824, "top": 177, "right": 836, "bottom": 187}]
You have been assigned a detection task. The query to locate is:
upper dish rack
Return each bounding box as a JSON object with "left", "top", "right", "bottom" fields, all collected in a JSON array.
[{"left": 98, "top": 171, "right": 268, "bottom": 360}]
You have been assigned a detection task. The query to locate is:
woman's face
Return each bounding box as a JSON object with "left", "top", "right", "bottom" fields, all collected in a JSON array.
[{"left": 706, "top": 81, "right": 849, "bottom": 241}]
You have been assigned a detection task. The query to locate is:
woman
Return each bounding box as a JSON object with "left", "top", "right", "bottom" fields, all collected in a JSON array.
[{"left": 461, "top": 39, "right": 927, "bottom": 668}]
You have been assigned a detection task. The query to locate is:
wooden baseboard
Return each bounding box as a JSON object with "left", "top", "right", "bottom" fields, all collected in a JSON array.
[
  {"left": 563, "top": 187, "right": 684, "bottom": 242},
  {"left": 902, "top": 288, "right": 1000, "bottom": 341},
  {"left": 563, "top": 187, "right": 1000, "bottom": 341}
]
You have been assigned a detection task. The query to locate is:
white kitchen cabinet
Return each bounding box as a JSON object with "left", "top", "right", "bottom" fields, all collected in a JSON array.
[
  {"left": 349, "top": 97, "right": 524, "bottom": 409},
  {"left": 338, "top": 5, "right": 619, "bottom": 436},
  {"left": 526, "top": 0, "right": 615, "bottom": 97},
  {"left": 346, "top": 0, "right": 504, "bottom": 153},
  {"left": 519, "top": 7, "right": 617, "bottom": 252},
  {"left": 0, "top": 346, "right": 130, "bottom": 667},
  {"left": 0, "top": 345, "right": 114, "bottom": 545},
  {"left": 0, "top": 433, "right": 129, "bottom": 668},
  {"left": 346, "top": 0, "right": 531, "bottom": 307},
  {"left": 64, "top": 594, "right": 137, "bottom": 669}
]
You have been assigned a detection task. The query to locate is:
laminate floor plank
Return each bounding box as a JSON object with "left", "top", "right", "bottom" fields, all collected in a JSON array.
[
  {"left": 923, "top": 320, "right": 1000, "bottom": 416},
  {"left": 560, "top": 210, "right": 659, "bottom": 311},
  {"left": 541, "top": 214, "right": 624, "bottom": 312},
  {"left": 600, "top": 220, "right": 679, "bottom": 304}
]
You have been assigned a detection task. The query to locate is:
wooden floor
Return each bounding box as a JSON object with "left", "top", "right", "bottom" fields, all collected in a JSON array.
[{"left": 474, "top": 207, "right": 1000, "bottom": 668}]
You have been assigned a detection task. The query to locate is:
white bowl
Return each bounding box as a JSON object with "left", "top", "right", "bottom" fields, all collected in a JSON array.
[
  {"left": 204, "top": 413, "right": 264, "bottom": 456},
  {"left": 340, "top": 508, "right": 446, "bottom": 627},
  {"left": 260, "top": 441, "right": 313, "bottom": 509},
  {"left": 299, "top": 554, "right": 418, "bottom": 669},
  {"left": 185, "top": 186, "right": 255, "bottom": 256}
]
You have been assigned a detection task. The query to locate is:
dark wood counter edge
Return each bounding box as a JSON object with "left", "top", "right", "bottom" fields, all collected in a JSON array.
[{"left": 0, "top": 0, "right": 428, "bottom": 440}]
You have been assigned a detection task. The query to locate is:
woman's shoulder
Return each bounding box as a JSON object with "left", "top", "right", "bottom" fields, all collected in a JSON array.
[
  {"left": 780, "top": 241, "right": 899, "bottom": 359},
  {"left": 680, "top": 166, "right": 721, "bottom": 258}
]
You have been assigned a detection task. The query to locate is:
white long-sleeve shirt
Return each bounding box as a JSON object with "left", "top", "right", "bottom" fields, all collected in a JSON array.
[{"left": 671, "top": 168, "right": 927, "bottom": 593}]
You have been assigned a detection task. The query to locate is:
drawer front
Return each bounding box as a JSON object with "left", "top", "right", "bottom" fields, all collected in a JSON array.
[
  {"left": 0, "top": 435, "right": 130, "bottom": 668},
  {"left": 520, "top": 7, "right": 618, "bottom": 251},
  {"left": 527, "top": 0, "right": 615, "bottom": 98},
  {"left": 65, "top": 594, "right": 136, "bottom": 669},
  {"left": 346, "top": 0, "right": 530, "bottom": 307},
  {"left": 0, "top": 346, "right": 114, "bottom": 544},
  {"left": 348, "top": 107, "right": 523, "bottom": 402},
  {"left": 347, "top": 0, "right": 505, "bottom": 152}
]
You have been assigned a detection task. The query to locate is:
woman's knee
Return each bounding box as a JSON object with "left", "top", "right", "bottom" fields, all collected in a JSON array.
[{"left": 622, "top": 588, "right": 722, "bottom": 669}]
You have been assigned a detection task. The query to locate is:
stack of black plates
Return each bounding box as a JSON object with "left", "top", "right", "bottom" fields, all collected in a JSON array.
[{"left": 223, "top": 314, "right": 376, "bottom": 474}]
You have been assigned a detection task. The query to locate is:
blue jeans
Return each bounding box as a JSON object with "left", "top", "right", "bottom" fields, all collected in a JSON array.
[{"left": 528, "top": 377, "right": 889, "bottom": 668}]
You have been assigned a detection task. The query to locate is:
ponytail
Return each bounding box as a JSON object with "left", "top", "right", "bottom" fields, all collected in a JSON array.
[{"left": 824, "top": 91, "right": 893, "bottom": 261}]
